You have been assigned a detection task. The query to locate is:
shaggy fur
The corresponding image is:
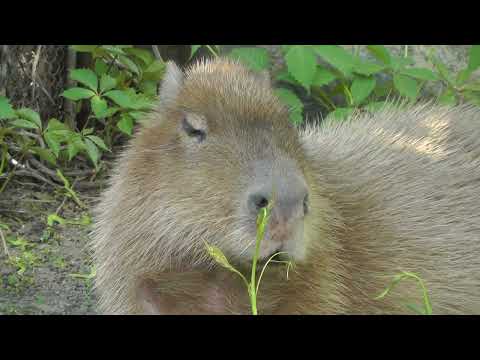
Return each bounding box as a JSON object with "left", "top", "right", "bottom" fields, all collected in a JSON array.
[{"left": 92, "top": 57, "right": 480, "bottom": 314}]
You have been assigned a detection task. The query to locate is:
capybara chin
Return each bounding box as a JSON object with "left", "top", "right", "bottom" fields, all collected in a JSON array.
[{"left": 92, "top": 57, "right": 480, "bottom": 315}]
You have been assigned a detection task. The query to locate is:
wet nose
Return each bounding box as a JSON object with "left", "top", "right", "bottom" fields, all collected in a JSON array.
[{"left": 247, "top": 176, "right": 309, "bottom": 219}]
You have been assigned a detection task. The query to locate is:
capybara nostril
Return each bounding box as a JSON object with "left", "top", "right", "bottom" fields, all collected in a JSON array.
[
  {"left": 248, "top": 193, "right": 269, "bottom": 213},
  {"left": 303, "top": 193, "right": 309, "bottom": 215}
]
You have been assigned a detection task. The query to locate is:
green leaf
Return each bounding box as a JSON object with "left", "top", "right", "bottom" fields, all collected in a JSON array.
[
  {"left": 463, "top": 91, "right": 480, "bottom": 107},
  {"left": 275, "top": 70, "right": 298, "bottom": 85},
  {"left": 312, "top": 66, "right": 337, "bottom": 87},
  {"left": 139, "top": 80, "right": 158, "bottom": 96},
  {"left": 103, "top": 90, "right": 134, "bottom": 108},
  {"left": 431, "top": 57, "right": 454, "bottom": 85},
  {"left": 281, "top": 45, "right": 294, "bottom": 54},
  {"left": 84, "top": 138, "right": 100, "bottom": 167},
  {"left": 71, "top": 45, "right": 98, "bottom": 53},
  {"left": 103, "top": 107, "right": 121, "bottom": 118},
  {"left": 274, "top": 88, "right": 304, "bottom": 114},
  {"left": 128, "top": 111, "right": 147, "bottom": 120},
  {"left": 43, "top": 132, "right": 61, "bottom": 157},
  {"left": 46, "top": 118, "right": 69, "bottom": 133},
  {"left": 0, "top": 96, "right": 16, "bottom": 119},
  {"left": 288, "top": 111, "right": 304, "bottom": 125},
  {"left": 66, "top": 133, "right": 85, "bottom": 161},
  {"left": 124, "top": 48, "right": 154, "bottom": 66},
  {"left": 9, "top": 119, "right": 38, "bottom": 130},
  {"left": 16, "top": 108, "right": 42, "bottom": 129},
  {"left": 438, "top": 89, "right": 457, "bottom": 106},
  {"left": 228, "top": 47, "right": 271, "bottom": 72},
  {"left": 405, "top": 303, "right": 426, "bottom": 315},
  {"left": 62, "top": 88, "right": 95, "bottom": 101},
  {"left": 101, "top": 45, "right": 127, "bottom": 56},
  {"left": 204, "top": 242, "right": 246, "bottom": 284},
  {"left": 31, "top": 147, "right": 56, "bottom": 166},
  {"left": 82, "top": 128, "right": 94, "bottom": 136},
  {"left": 86, "top": 135, "right": 109, "bottom": 152},
  {"left": 118, "top": 55, "right": 140, "bottom": 75},
  {"left": 70, "top": 68, "right": 98, "bottom": 92},
  {"left": 456, "top": 69, "right": 472, "bottom": 86},
  {"left": 400, "top": 67, "right": 438, "bottom": 81},
  {"left": 393, "top": 73, "right": 419, "bottom": 100},
  {"left": 285, "top": 46, "right": 317, "bottom": 90},
  {"left": 99, "top": 74, "right": 117, "bottom": 93},
  {"left": 463, "top": 82, "right": 480, "bottom": 92},
  {"left": 117, "top": 113, "right": 134, "bottom": 135},
  {"left": 131, "top": 94, "right": 155, "bottom": 111},
  {"left": 353, "top": 61, "right": 385, "bottom": 76},
  {"left": 47, "top": 213, "right": 66, "bottom": 226},
  {"left": 366, "top": 45, "right": 391, "bottom": 65},
  {"left": 391, "top": 56, "right": 415, "bottom": 72},
  {"left": 94, "top": 59, "right": 108, "bottom": 76},
  {"left": 365, "top": 101, "right": 387, "bottom": 113},
  {"left": 143, "top": 60, "right": 166, "bottom": 81},
  {"left": 191, "top": 45, "right": 202, "bottom": 58},
  {"left": 374, "top": 80, "right": 393, "bottom": 98},
  {"left": 467, "top": 45, "right": 480, "bottom": 72},
  {"left": 91, "top": 96, "right": 108, "bottom": 118},
  {"left": 327, "top": 107, "right": 354, "bottom": 121},
  {"left": 313, "top": 45, "right": 356, "bottom": 76},
  {"left": 351, "top": 77, "right": 376, "bottom": 105}
]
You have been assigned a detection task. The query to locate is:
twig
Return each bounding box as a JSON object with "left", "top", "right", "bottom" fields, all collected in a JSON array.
[
  {"left": 55, "top": 195, "right": 68, "bottom": 215},
  {"left": 74, "top": 180, "right": 106, "bottom": 190},
  {"left": 0, "top": 208, "right": 28, "bottom": 214},
  {"left": 2, "top": 168, "right": 57, "bottom": 188},
  {"left": 31, "top": 45, "right": 43, "bottom": 103},
  {"left": 19, "top": 130, "right": 45, "bottom": 148},
  {"left": 6, "top": 152, "right": 26, "bottom": 169},
  {"left": 64, "top": 46, "right": 77, "bottom": 129},
  {"left": 27, "top": 157, "right": 57, "bottom": 179},
  {"left": 205, "top": 45, "right": 219, "bottom": 57},
  {"left": 17, "top": 55, "right": 56, "bottom": 106},
  {"left": 0, "top": 228, "right": 10, "bottom": 258},
  {"left": 151, "top": 46, "right": 163, "bottom": 62},
  {"left": 64, "top": 169, "right": 95, "bottom": 177}
]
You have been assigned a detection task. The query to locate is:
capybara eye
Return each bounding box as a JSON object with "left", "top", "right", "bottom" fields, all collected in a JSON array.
[
  {"left": 182, "top": 117, "right": 206, "bottom": 143},
  {"left": 303, "top": 194, "right": 309, "bottom": 215}
]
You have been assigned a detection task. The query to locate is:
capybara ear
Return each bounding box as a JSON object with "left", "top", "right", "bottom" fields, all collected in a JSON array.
[
  {"left": 135, "top": 272, "right": 233, "bottom": 315},
  {"left": 159, "top": 61, "right": 184, "bottom": 107}
]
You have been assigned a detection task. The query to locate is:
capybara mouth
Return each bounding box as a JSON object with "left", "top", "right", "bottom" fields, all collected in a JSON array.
[{"left": 257, "top": 250, "right": 286, "bottom": 266}]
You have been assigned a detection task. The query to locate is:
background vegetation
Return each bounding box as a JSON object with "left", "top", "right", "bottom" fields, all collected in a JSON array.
[{"left": 0, "top": 45, "right": 478, "bottom": 314}]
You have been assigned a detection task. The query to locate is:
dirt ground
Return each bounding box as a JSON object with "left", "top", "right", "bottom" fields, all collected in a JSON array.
[{"left": 0, "top": 181, "right": 99, "bottom": 315}]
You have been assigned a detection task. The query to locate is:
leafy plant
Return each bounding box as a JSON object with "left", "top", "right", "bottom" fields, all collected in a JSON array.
[
  {"left": 55, "top": 170, "right": 86, "bottom": 209},
  {"left": 227, "top": 45, "right": 480, "bottom": 124},
  {"left": 375, "top": 271, "right": 433, "bottom": 315},
  {"left": 69, "top": 265, "right": 96, "bottom": 280},
  {"left": 205, "top": 198, "right": 293, "bottom": 315},
  {"left": 66, "top": 45, "right": 164, "bottom": 143}
]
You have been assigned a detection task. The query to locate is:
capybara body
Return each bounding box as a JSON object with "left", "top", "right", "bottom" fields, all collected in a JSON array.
[{"left": 92, "top": 57, "right": 480, "bottom": 314}]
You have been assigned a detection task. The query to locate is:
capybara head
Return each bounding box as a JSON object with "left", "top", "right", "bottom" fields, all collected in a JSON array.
[{"left": 138, "top": 58, "right": 311, "bottom": 267}]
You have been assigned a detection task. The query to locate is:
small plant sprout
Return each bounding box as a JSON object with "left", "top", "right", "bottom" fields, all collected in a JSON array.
[
  {"left": 56, "top": 170, "right": 87, "bottom": 209},
  {"left": 205, "top": 195, "right": 294, "bottom": 315},
  {"left": 375, "top": 271, "right": 433, "bottom": 315},
  {"left": 69, "top": 265, "right": 96, "bottom": 280}
]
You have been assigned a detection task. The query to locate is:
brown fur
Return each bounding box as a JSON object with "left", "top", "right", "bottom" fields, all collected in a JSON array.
[{"left": 92, "top": 57, "right": 480, "bottom": 314}]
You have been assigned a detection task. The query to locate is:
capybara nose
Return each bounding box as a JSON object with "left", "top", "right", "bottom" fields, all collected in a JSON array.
[{"left": 247, "top": 177, "right": 309, "bottom": 220}]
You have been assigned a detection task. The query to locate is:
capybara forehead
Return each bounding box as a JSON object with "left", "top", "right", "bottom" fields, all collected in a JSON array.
[{"left": 177, "top": 59, "right": 291, "bottom": 132}]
